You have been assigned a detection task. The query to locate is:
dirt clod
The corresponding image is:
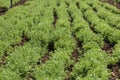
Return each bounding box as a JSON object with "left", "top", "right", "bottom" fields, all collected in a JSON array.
[
  {"left": 102, "top": 42, "right": 114, "bottom": 55},
  {"left": 0, "top": 7, "right": 8, "bottom": 16},
  {"left": 108, "top": 63, "right": 120, "bottom": 80}
]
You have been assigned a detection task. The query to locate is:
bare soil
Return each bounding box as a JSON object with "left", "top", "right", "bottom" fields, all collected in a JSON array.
[
  {"left": 71, "top": 49, "right": 79, "bottom": 61},
  {"left": 64, "top": 34, "right": 83, "bottom": 80},
  {"left": 53, "top": 8, "right": 58, "bottom": 26},
  {"left": 0, "top": 7, "right": 8, "bottom": 16},
  {"left": 102, "top": 42, "right": 113, "bottom": 54},
  {"left": 37, "top": 41, "right": 54, "bottom": 65},
  {"left": 0, "top": 51, "right": 8, "bottom": 67},
  {"left": 0, "top": 0, "right": 27, "bottom": 16},
  {"left": 108, "top": 62, "right": 120, "bottom": 80},
  {"left": 101, "top": 0, "right": 120, "bottom": 9},
  {"left": 11, "top": 32, "right": 30, "bottom": 47},
  {"left": 41, "top": 53, "right": 51, "bottom": 63},
  {"left": 12, "top": 0, "right": 26, "bottom": 7}
]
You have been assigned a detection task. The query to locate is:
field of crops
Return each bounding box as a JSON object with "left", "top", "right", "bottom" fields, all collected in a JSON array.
[{"left": 1, "top": 0, "right": 120, "bottom": 80}]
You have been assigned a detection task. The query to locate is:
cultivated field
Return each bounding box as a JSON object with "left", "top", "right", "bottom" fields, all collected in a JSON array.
[{"left": 0, "top": 0, "right": 120, "bottom": 80}]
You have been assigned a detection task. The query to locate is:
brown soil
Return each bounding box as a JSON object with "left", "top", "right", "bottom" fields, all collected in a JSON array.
[
  {"left": 53, "top": 8, "right": 58, "bottom": 26},
  {"left": 0, "top": 0, "right": 28, "bottom": 16},
  {"left": 12, "top": 0, "right": 26, "bottom": 7},
  {"left": 20, "top": 33, "right": 30, "bottom": 46},
  {"left": 0, "top": 51, "right": 8, "bottom": 67},
  {"left": 1, "top": 33, "right": 30, "bottom": 67},
  {"left": 65, "top": 48, "right": 80, "bottom": 80},
  {"left": 65, "top": 64, "right": 74, "bottom": 80},
  {"left": 11, "top": 32, "right": 30, "bottom": 47},
  {"left": 0, "top": 32, "right": 30, "bottom": 67},
  {"left": 64, "top": 34, "right": 83, "bottom": 80},
  {"left": 101, "top": 0, "right": 114, "bottom": 4},
  {"left": 37, "top": 41, "right": 54, "bottom": 65},
  {"left": 25, "top": 72, "right": 37, "bottom": 80},
  {"left": 101, "top": 0, "right": 120, "bottom": 9},
  {"left": 71, "top": 49, "right": 79, "bottom": 61},
  {"left": 0, "top": 7, "right": 8, "bottom": 16},
  {"left": 37, "top": 48, "right": 53, "bottom": 65},
  {"left": 41, "top": 53, "right": 51, "bottom": 63},
  {"left": 108, "top": 63, "right": 120, "bottom": 80},
  {"left": 73, "top": 34, "right": 83, "bottom": 49},
  {"left": 107, "top": 0, "right": 114, "bottom": 5},
  {"left": 102, "top": 42, "right": 113, "bottom": 55},
  {"left": 36, "top": 52, "right": 51, "bottom": 65},
  {"left": 0, "top": 59, "right": 6, "bottom": 67},
  {"left": 116, "top": 2, "right": 120, "bottom": 9}
]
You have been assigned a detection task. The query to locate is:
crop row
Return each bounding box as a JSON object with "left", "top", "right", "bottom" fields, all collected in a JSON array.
[
  {"left": 0, "top": 0, "right": 20, "bottom": 8},
  {"left": 0, "top": 0, "right": 120, "bottom": 80}
]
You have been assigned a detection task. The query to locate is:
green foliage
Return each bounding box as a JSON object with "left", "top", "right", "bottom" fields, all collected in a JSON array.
[
  {"left": 1, "top": 0, "right": 120, "bottom": 80},
  {"left": 33, "top": 49, "right": 73, "bottom": 80},
  {"left": 72, "top": 42, "right": 108, "bottom": 80},
  {"left": 6, "top": 44, "right": 40, "bottom": 77},
  {"left": 0, "top": 0, "right": 20, "bottom": 8},
  {"left": 0, "top": 40, "right": 11, "bottom": 57},
  {"left": 0, "top": 68, "right": 22, "bottom": 80},
  {"left": 109, "top": 41, "right": 120, "bottom": 64},
  {"left": 72, "top": 48, "right": 108, "bottom": 80},
  {"left": 116, "top": 0, "right": 120, "bottom": 3},
  {"left": 51, "top": 27, "right": 75, "bottom": 50}
]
